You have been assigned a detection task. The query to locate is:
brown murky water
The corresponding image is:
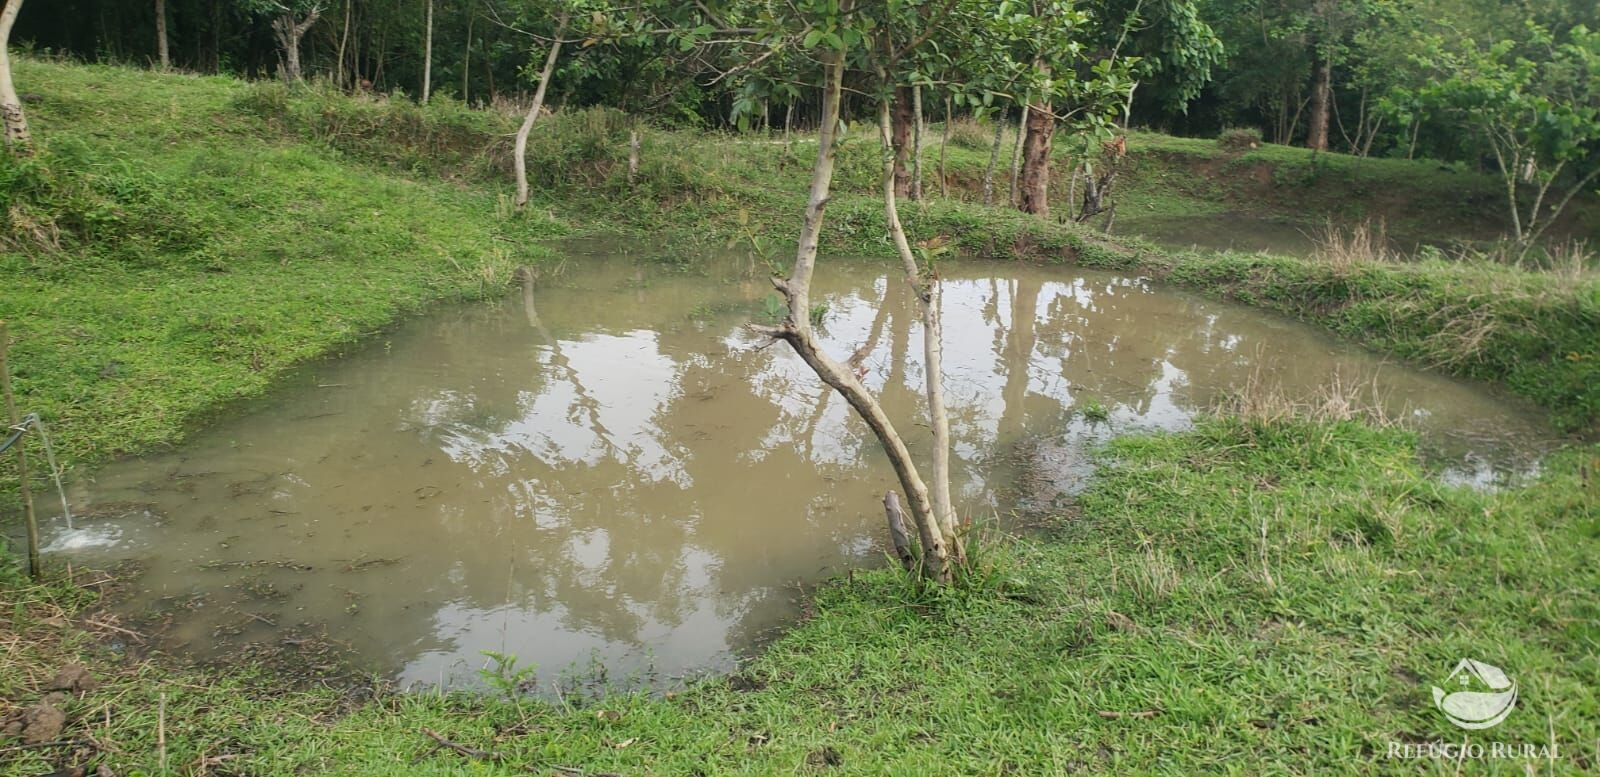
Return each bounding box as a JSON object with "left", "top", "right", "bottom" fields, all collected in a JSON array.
[{"left": 38, "top": 249, "right": 1556, "bottom": 691}]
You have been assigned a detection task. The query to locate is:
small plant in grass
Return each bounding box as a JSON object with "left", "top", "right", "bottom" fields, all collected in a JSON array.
[{"left": 478, "top": 651, "right": 537, "bottom": 700}]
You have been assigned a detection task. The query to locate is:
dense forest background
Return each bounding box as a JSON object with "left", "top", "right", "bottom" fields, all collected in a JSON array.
[{"left": 9, "top": 1, "right": 1596, "bottom": 163}]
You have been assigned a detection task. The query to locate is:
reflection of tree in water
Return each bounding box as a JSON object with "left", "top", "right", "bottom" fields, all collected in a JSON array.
[
  {"left": 368, "top": 268, "right": 903, "bottom": 684},
  {"left": 88, "top": 257, "right": 1548, "bottom": 687}
]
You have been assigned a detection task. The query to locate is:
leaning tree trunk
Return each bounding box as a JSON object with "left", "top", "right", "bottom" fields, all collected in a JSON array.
[
  {"left": 271, "top": 6, "right": 322, "bottom": 83},
  {"left": 421, "top": 0, "right": 433, "bottom": 104},
  {"left": 1019, "top": 101, "right": 1054, "bottom": 217},
  {"left": 1306, "top": 57, "right": 1331, "bottom": 151},
  {"left": 513, "top": 12, "right": 568, "bottom": 209},
  {"left": 0, "top": 0, "right": 29, "bottom": 153},
  {"left": 155, "top": 0, "right": 169, "bottom": 69},
  {"left": 754, "top": 51, "right": 957, "bottom": 583}
]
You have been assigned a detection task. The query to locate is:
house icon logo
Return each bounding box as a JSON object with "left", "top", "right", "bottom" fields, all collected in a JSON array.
[{"left": 1432, "top": 659, "right": 1517, "bottom": 730}]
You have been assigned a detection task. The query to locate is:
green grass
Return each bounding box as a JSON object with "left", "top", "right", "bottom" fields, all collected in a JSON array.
[
  {"left": 0, "top": 61, "right": 560, "bottom": 474},
  {"left": 4, "top": 419, "right": 1594, "bottom": 775},
  {"left": 1118, "top": 129, "right": 1600, "bottom": 245}
]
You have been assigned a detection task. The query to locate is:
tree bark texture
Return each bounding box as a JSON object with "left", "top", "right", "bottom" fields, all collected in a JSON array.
[
  {"left": 421, "top": 0, "right": 433, "bottom": 104},
  {"left": 155, "top": 0, "right": 169, "bottom": 69},
  {"left": 982, "top": 109, "right": 1003, "bottom": 206},
  {"left": 910, "top": 84, "right": 924, "bottom": 201},
  {"left": 1019, "top": 101, "right": 1054, "bottom": 217},
  {"left": 938, "top": 95, "right": 950, "bottom": 198},
  {"left": 884, "top": 491, "right": 914, "bottom": 571},
  {"left": 1306, "top": 57, "right": 1331, "bottom": 151},
  {"left": 0, "top": 0, "right": 29, "bottom": 152},
  {"left": 891, "top": 86, "right": 912, "bottom": 198},
  {"left": 1008, "top": 106, "right": 1025, "bottom": 206}
]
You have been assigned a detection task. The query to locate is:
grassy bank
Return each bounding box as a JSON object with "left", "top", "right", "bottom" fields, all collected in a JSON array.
[
  {"left": 5, "top": 417, "right": 1596, "bottom": 774},
  {"left": 0, "top": 61, "right": 559, "bottom": 473}
]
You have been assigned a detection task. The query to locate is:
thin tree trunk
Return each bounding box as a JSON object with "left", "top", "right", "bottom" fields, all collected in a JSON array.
[
  {"left": 627, "top": 128, "right": 639, "bottom": 186},
  {"left": 910, "top": 84, "right": 924, "bottom": 201},
  {"left": 0, "top": 0, "right": 30, "bottom": 153},
  {"left": 1067, "top": 166, "right": 1078, "bottom": 221},
  {"left": 875, "top": 93, "right": 960, "bottom": 577},
  {"left": 421, "top": 0, "right": 432, "bottom": 104},
  {"left": 155, "top": 0, "right": 169, "bottom": 69},
  {"left": 462, "top": 2, "right": 473, "bottom": 102},
  {"left": 784, "top": 101, "right": 794, "bottom": 157},
  {"left": 513, "top": 12, "right": 568, "bottom": 209},
  {"left": 982, "top": 109, "right": 1003, "bottom": 206},
  {"left": 1008, "top": 106, "right": 1026, "bottom": 206},
  {"left": 0, "top": 322, "right": 39, "bottom": 579},
  {"left": 939, "top": 94, "right": 950, "bottom": 199},
  {"left": 1019, "top": 101, "right": 1053, "bottom": 217},
  {"left": 891, "top": 86, "right": 912, "bottom": 197},
  {"left": 205, "top": 0, "right": 220, "bottom": 72},
  {"left": 1306, "top": 57, "right": 1331, "bottom": 151},
  {"left": 336, "top": 0, "right": 351, "bottom": 88},
  {"left": 754, "top": 50, "right": 955, "bottom": 583}
]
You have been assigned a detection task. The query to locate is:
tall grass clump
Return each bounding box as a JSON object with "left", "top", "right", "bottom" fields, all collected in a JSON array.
[
  {"left": 1216, "top": 126, "right": 1262, "bottom": 151},
  {"left": 1311, "top": 218, "right": 1396, "bottom": 268},
  {"left": 945, "top": 116, "right": 995, "bottom": 151}
]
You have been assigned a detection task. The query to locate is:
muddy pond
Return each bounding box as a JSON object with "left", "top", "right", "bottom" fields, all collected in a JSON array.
[{"left": 39, "top": 248, "right": 1556, "bottom": 692}]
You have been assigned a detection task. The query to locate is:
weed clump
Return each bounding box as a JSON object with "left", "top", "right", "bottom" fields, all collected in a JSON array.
[
  {"left": 945, "top": 117, "right": 994, "bottom": 151},
  {"left": 1217, "top": 126, "right": 1262, "bottom": 151}
]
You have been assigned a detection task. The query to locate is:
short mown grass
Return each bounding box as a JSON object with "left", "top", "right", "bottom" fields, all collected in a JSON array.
[{"left": 4, "top": 419, "right": 1595, "bottom": 775}]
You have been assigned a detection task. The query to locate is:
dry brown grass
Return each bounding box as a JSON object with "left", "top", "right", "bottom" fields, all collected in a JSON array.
[
  {"left": 1223, "top": 360, "right": 1399, "bottom": 428},
  {"left": 1539, "top": 239, "right": 1598, "bottom": 284},
  {"left": 1311, "top": 219, "right": 1397, "bottom": 269}
]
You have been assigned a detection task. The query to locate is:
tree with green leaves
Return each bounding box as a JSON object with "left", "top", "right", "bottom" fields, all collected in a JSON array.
[
  {"left": 1005, "top": 0, "right": 1220, "bottom": 218},
  {"left": 1395, "top": 23, "right": 1600, "bottom": 258}
]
